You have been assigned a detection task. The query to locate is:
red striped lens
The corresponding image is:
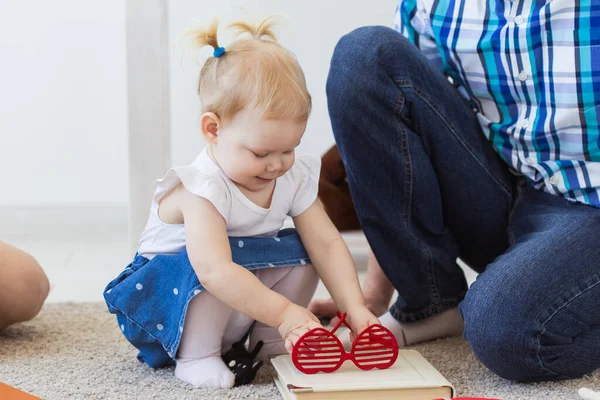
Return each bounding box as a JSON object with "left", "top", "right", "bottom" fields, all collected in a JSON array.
[
  {"left": 292, "top": 327, "right": 344, "bottom": 374},
  {"left": 351, "top": 324, "right": 398, "bottom": 370}
]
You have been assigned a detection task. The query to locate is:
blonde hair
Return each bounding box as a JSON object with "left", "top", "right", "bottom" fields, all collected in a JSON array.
[{"left": 185, "top": 17, "right": 312, "bottom": 122}]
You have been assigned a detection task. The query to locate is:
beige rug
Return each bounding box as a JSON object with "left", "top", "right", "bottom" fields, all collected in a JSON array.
[{"left": 1, "top": 303, "right": 598, "bottom": 400}]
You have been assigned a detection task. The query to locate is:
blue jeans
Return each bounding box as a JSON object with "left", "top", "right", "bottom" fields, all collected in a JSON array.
[{"left": 326, "top": 26, "right": 600, "bottom": 382}]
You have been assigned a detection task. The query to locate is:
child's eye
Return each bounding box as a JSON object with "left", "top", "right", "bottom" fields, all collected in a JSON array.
[
  {"left": 283, "top": 150, "right": 294, "bottom": 155},
  {"left": 253, "top": 152, "right": 268, "bottom": 158}
]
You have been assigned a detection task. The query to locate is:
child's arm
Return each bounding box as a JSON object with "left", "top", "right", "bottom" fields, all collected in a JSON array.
[
  {"left": 293, "top": 200, "right": 379, "bottom": 335},
  {"left": 179, "top": 188, "right": 321, "bottom": 351}
]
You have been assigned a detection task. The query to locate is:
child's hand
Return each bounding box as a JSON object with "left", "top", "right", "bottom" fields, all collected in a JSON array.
[
  {"left": 345, "top": 306, "right": 380, "bottom": 342},
  {"left": 277, "top": 303, "right": 323, "bottom": 354}
]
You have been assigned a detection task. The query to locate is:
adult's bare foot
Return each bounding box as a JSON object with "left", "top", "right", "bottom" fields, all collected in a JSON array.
[
  {"left": 308, "top": 295, "right": 389, "bottom": 327},
  {"left": 309, "top": 249, "right": 393, "bottom": 325}
]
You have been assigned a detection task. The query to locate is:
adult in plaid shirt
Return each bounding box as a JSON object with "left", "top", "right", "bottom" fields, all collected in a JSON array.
[{"left": 312, "top": 0, "right": 600, "bottom": 381}]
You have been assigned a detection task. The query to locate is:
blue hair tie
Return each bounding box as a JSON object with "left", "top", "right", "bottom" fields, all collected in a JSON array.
[{"left": 213, "top": 47, "right": 225, "bottom": 58}]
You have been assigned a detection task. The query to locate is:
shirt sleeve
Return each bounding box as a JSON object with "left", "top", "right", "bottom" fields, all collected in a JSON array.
[
  {"left": 156, "top": 167, "right": 231, "bottom": 223},
  {"left": 394, "top": 0, "right": 444, "bottom": 73},
  {"left": 289, "top": 155, "right": 322, "bottom": 217}
]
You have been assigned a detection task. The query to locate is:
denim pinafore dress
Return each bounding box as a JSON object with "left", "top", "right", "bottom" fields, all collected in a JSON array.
[{"left": 103, "top": 150, "right": 320, "bottom": 368}]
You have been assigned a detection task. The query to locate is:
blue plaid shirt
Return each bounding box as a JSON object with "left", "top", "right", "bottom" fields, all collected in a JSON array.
[{"left": 395, "top": 0, "right": 600, "bottom": 207}]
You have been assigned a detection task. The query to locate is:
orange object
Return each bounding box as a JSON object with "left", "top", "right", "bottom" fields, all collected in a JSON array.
[{"left": 0, "top": 382, "right": 40, "bottom": 399}]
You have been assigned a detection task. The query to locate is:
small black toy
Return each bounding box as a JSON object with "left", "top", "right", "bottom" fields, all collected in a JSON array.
[{"left": 221, "top": 334, "right": 264, "bottom": 387}]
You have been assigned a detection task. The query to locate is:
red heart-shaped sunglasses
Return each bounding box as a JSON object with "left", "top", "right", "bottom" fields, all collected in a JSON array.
[{"left": 292, "top": 311, "right": 399, "bottom": 374}]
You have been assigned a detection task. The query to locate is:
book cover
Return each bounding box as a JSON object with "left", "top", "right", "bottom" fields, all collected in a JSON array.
[{"left": 272, "top": 349, "right": 454, "bottom": 399}]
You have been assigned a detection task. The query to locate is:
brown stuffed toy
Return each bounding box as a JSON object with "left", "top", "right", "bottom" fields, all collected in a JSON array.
[{"left": 318, "top": 145, "right": 361, "bottom": 232}]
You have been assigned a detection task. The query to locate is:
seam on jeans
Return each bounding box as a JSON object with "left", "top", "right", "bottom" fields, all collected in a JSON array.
[
  {"left": 394, "top": 92, "right": 442, "bottom": 308},
  {"left": 389, "top": 290, "right": 467, "bottom": 323},
  {"left": 506, "top": 180, "right": 525, "bottom": 246},
  {"left": 393, "top": 84, "right": 410, "bottom": 229},
  {"left": 534, "top": 277, "right": 600, "bottom": 378},
  {"left": 425, "top": 245, "right": 442, "bottom": 304},
  {"left": 396, "top": 124, "right": 412, "bottom": 230},
  {"left": 394, "top": 79, "right": 513, "bottom": 199}
]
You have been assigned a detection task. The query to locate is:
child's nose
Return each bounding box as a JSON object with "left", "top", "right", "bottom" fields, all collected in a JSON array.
[{"left": 266, "top": 158, "right": 282, "bottom": 172}]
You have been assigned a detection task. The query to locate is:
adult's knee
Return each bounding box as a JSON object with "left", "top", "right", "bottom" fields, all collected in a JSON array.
[
  {"left": 327, "top": 26, "right": 413, "bottom": 103},
  {"left": 327, "top": 26, "right": 417, "bottom": 88},
  {"left": 326, "top": 26, "right": 429, "bottom": 155},
  {"left": 461, "top": 288, "right": 537, "bottom": 381},
  {"left": 461, "top": 280, "right": 600, "bottom": 381}
]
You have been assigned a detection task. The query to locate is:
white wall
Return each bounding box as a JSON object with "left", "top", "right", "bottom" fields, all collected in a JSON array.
[
  {"left": 0, "top": 1, "right": 128, "bottom": 206},
  {"left": 0, "top": 0, "right": 396, "bottom": 207},
  {"left": 169, "top": 0, "right": 397, "bottom": 165}
]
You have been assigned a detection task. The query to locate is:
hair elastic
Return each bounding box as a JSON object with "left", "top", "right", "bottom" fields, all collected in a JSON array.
[{"left": 213, "top": 46, "right": 225, "bottom": 58}]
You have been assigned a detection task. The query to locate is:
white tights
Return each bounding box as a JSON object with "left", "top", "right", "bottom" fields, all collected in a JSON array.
[{"left": 174, "top": 265, "right": 319, "bottom": 389}]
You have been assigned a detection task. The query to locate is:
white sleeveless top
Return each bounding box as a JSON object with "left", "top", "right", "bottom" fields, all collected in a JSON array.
[{"left": 137, "top": 147, "right": 321, "bottom": 259}]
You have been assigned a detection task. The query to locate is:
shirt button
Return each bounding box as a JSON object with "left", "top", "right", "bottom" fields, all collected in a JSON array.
[
  {"left": 549, "top": 175, "right": 560, "bottom": 185},
  {"left": 518, "top": 71, "right": 528, "bottom": 81},
  {"left": 514, "top": 15, "right": 525, "bottom": 25},
  {"left": 522, "top": 118, "right": 530, "bottom": 128}
]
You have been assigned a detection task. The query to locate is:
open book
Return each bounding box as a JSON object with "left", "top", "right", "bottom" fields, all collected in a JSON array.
[{"left": 272, "top": 349, "right": 454, "bottom": 400}]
